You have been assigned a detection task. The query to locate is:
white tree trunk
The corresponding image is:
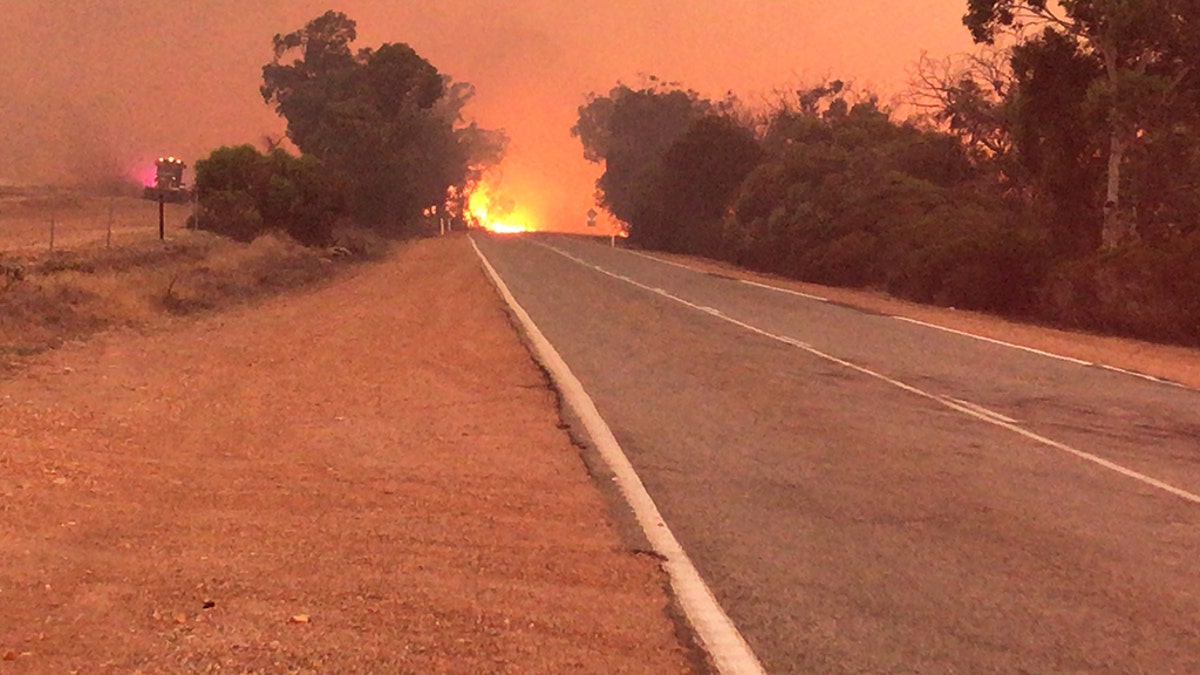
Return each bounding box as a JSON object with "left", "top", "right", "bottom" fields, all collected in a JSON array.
[
  {"left": 1102, "top": 129, "right": 1126, "bottom": 249},
  {"left": 1100, "top": 43, "right": 1130, "bottom": 250}
]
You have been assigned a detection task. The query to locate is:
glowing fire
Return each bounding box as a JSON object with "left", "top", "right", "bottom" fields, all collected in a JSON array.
[
  {"left": 466, "top": 180, "right": 533, "bottom": 234},
  {"left": 133, "top": 163, "right": 159, "bottom": 188}
]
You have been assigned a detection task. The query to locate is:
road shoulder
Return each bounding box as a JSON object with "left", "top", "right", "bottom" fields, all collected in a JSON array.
[{"left": 0, "top": 235, "right": 693, "bottom": 672}]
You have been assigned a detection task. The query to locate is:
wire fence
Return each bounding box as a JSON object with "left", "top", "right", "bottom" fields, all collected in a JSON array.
[{"left": 0, "top": 190, "right": 195, "bottom": 256}]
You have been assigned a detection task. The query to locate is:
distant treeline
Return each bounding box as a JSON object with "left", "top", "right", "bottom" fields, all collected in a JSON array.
[
  {"left": 575, "top": 2, "right": 1200, "bottom": 345},
  {"left": 193, "top": 11, "right": 506, "bottom": 246}
]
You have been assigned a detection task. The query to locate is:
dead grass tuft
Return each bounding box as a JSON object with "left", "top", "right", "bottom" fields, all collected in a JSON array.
[
  {"left": 158, "top": 232, "right": 339, "bottom": 314},
  {"left": 0, "top": 229, "right": 359, "bottom": 371}
]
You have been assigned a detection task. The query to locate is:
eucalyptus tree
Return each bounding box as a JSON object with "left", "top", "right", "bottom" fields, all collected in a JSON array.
[
  {"left": 964, "top": 0, "right": 1200, "bottom": 249},
  {"left": 261, "top": 11, "right": 504, "bottom": 230},
  {"left": 572, "top": 79, "right": 713, "bottom": 244}
]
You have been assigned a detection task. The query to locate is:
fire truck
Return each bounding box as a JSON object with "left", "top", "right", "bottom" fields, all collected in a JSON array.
[{"left": 142, "top": 156, "right": 192, "bottom": 203}]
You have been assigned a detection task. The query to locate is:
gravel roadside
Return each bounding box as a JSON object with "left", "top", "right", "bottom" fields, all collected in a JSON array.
[{"left": 0, "top": 234, "right": 694, "bottom": 672}]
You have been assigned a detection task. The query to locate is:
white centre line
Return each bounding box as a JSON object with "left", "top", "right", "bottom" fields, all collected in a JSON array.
[
  {"left": 625, "top": 249, "right": 829, "bottom": 302},
  {"left": 537, "top": 240, "right": 1200, "bottom": 507}
]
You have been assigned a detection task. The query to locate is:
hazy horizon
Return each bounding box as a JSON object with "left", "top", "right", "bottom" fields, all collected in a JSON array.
[{"left": 2, "top": 1, "right": 976, "bottom": 229}]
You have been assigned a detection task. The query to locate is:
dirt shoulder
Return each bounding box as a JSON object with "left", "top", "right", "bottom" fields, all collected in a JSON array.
[
  {"left": 0, "top": 235, "right": 692, "bottom": 672},
  {"left": 642, "top": 250, "right": 1200, "bottom": 390}
]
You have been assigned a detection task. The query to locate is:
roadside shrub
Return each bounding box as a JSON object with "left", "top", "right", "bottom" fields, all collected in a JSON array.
[
  {"left": 1038, "top": 236, "right": 1200, "bottom": 344},
  {"left": 161, "top": 233, "right": 331, "bottom": 315},
  {"left": 39, "top": 254, "right": 97, "bottom": 275},
  {"left": 724, "top": 156, "right": 1051, "bottom": 314},
  {"left": 197, "top": 190, "right": 264, "bottom": 243},
  {"left": 35, "top": 237, "right": 214, "bottom": 276},
  {"left": 194, "top": 146, "right": 344, "bottom": 246},
  {"left": 799, "top": 230, "right": 882, "bottom": 287},
  {"left": 882, "top": 195, "right": 1050, "bottom": 312}
]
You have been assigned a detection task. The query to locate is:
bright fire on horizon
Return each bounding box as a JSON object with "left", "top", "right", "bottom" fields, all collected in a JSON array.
[
  {"left": 467, "top": 180, "right": 534, "bottom": 234},
  {"left": 132, "top": 162, "right": 159, "bottom": 188}
]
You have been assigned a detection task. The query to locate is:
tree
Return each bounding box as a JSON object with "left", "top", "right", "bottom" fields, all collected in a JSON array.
[
  {"left": 1008, "top": 30, "right": 1107, "bottom": 253},
  {"left": 655, "top": 114, "right": 762, "bottom": 255},
  {"left": 260, "top": 11, "right": 360, "bottom": 153},
  {"left": 964, "top": 0, "right": 1200, "bottom": 249},
  {"left": 572, "top": 80, "right": 713, "bottom": 243},
  {"left": 260, "top": 12, "right": 504, "bottom": 230},
  {"left": 434, "top": 79, "right": 510, "bottom": 222},
  {"left": 909, "top": 49, "right": 1015, "bottom": 173},
  {"left": 719, "top": 80, "right": 1048, "bottom": 310}
]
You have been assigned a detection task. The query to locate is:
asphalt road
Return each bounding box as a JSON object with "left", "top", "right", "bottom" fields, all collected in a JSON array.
[{"left": 473, "top": 232, "right": 1200, "bottom": 673}]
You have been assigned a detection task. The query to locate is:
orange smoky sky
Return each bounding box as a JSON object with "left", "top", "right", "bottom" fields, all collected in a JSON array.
[{"left": 2, "top": 1, "right": 975, "bottom": 230}]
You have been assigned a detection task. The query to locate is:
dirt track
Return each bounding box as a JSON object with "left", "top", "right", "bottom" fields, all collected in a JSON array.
[{"left": 0, "top": 235, "right": 692, "bottom": 672}]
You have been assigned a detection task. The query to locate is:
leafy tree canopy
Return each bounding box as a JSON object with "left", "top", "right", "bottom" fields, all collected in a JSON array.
[
  {"left": 963, "top": 0, "right": 1200, "bottom": 248},
  {"left": 260, "top": 11, "right": 505, "bottom": 230},
  {"left": 195, "top": 145, "right": 345, "bottom": 245},
  {"left": 572, "top": 79, "right": 714, "bottom": 240}
]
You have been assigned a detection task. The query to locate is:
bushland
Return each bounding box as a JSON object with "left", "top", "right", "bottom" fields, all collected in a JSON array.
[{"left": 575, "top": 50, "right": 1200, "bottom": 345}]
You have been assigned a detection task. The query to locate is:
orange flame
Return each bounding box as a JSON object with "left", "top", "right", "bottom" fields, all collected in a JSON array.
[{"left": 467, "top": 180, "right": 534, "bottom": 234}]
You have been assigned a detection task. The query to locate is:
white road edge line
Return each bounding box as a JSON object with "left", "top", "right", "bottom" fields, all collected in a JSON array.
[
  {"left": 469, "top": 236, "right": 766, "bottom": 675},
  {"left": 1098, "top": 363, "right": 1180, "bottom": 387},
  {"left": 739, "top": 279, "right": 829, "bottom": 302},
  {"left": 624, "top": 248, "right": 698, "bottom": 272},
  {"left": 537, "top": 240, "right": 1200, "bottom": 507},
  {"left": 627, "top": 249, "right": 828, "bottom": 302},
  {"left": 620, "top": 246, "right": 1190, "bottom": 388},
  {"left": 892, "top": 316, "right": 1094, "bottom": 366}
]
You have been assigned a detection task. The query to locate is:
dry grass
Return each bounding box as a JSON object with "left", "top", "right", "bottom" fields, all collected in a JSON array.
[
  {"left": 0, "top": 188, "right": 192, "bottom": 253},
  {"left": 0, "top": 190, "right": 382, "bottom": 373}
]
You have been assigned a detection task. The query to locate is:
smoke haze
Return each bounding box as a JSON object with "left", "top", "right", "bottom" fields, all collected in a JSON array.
[{"left": 2, "top": 1, "right": 973, "bottom": 227}]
